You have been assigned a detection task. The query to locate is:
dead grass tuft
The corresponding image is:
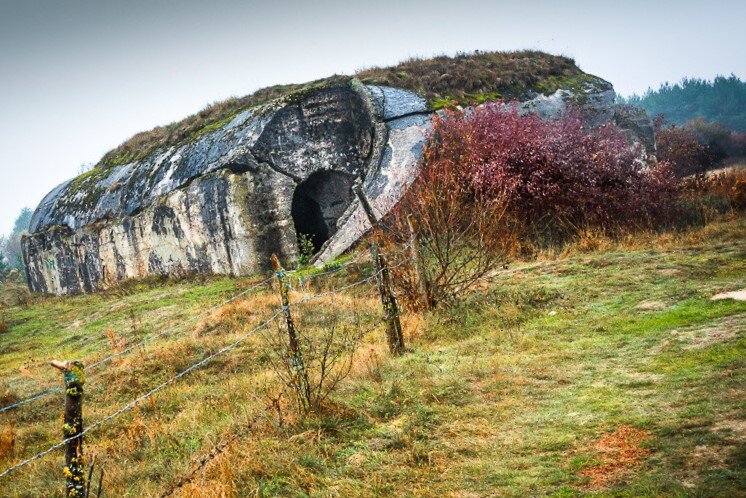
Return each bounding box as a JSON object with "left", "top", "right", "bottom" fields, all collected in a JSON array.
[
  {"left": 106, "top": 327, "right": 127, "bottom": 352},
  {"left": 0, "top": 423, "right": 15, "bottom": 461},
  {"left": 0, "top": 389, "right": 17, "bottom": 407},
  {"left": 579, "top": 425, "right": 652, "bottom": 490}
]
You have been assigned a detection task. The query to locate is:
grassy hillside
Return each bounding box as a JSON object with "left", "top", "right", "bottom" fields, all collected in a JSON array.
[{"left": 0, "top": 218, "right": 743, "bottom": 496}]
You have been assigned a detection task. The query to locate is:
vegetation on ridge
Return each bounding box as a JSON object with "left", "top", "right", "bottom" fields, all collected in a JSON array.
[
  {"left": 357, "top": 50, "right": 608, "bottom": 109},
  {"left": 94, "top": 50, "right": 602, "bottom": 169}
]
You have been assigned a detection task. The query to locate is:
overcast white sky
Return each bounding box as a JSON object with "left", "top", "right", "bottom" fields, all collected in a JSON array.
[{"left": 0, "top": 0, "right": 744, "bottom": 236}]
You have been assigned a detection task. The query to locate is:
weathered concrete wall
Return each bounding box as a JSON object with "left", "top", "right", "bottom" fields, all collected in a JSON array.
[
  {"left": 23, "top": 81, "right": 430, "bottom": 294},
  {"left": 23, "top": 170, "right": 285, "bottom": 294},
  {"left": 24, "top": 76, "right": 655, "bottom": 295},
  {"left": 24, "top": 83, "right": 378, "bottom": 293}
]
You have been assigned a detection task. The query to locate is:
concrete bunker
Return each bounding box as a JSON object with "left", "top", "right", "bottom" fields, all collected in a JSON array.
[{"left": 291, "top": 170, "right": 355, "bottom": 253}]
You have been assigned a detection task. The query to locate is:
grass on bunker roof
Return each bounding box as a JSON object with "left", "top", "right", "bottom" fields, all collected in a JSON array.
[{"left": 96, "top": 50, "right": 603, "bottom": 169}]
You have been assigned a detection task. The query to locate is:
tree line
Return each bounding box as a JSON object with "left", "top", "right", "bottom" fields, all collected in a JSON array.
[
  {"left": 0, "top": 208, "right": 32, "bottom": 282},
  {"left": 621, "top": 75, "right": 746, "bottom": 132}
]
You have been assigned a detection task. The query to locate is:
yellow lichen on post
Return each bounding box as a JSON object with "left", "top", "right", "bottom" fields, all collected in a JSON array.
[{"left": 51, "top": 360, "right": 86, "bottom": 497}]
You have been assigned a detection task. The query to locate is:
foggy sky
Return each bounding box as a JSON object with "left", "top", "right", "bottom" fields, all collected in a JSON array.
[{"left": 1, "top": 0, "right": 744, "bottom": 236}]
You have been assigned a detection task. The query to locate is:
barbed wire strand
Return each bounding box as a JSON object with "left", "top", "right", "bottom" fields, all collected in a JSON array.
[
  {"left": 0, "top": 274, "right": 276, "bottom": 414},
  {"left": 0, "top": 248, "right": 379, "bottom": 414},
  {"left": 0, "top": 309, "right": 282, "bottom": 481},
  {"left": 161, "top": 314, "right": 388, "bottom": 497},
  {"left": 0, "top": 263, "right": 390, "bottom": 480}
]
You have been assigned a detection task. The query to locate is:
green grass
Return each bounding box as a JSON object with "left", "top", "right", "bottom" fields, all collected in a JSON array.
[{"left": 0, "top": 219, "right": 744, "bottom": 496}]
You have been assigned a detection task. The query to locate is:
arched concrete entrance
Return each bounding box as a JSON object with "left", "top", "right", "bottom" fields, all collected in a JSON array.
[{"left": 291, "top": 171, "right": 355, "bottom": 253}]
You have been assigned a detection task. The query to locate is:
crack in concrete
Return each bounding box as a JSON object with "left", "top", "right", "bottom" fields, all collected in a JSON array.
[{"left": 383, "top": 110, "right": 434, "bottom": 123}]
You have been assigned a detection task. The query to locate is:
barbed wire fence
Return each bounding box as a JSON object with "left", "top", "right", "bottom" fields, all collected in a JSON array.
[
  {"left": 0, "top": 247, "right": 375, "bottom": 415},
  {"left": 0, "top": 231, "right": 415, "bottom": 495}
]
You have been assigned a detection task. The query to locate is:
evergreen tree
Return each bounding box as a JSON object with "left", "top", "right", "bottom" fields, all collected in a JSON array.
[
  {"left": 622, "top": 75, "right": 746, "bottom": 131},
  {"left": 0, "top": 252, "right": 10, "bottom": 281},
  {"left": 3, "top": 207, "right": 33, "bottom": 272}
]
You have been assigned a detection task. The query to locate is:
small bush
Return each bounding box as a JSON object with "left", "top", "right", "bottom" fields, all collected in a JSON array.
[
  {"left": 297, "top": 234, "right": 315, "bottom": 267},
  {"left": 656, "top": 119, "right": 746, "bottom": 178},
  {"left": 263, "top": 313, "right": 360, "bottom": 414},
  {"left": 379, "top": 106, "right": 684, "bottom": 308},
  {"left": 684, "top": 119, "right": 745, "bottom": 159},
  {"left": 377, "top": 138, "right": 519, "bottom": 309},
  {"left": 657, "top": 124, "right": 721, "bottom": 177},
  {"left": 0, "top": 423, "right": 15, "bottom": 461},
  {"left": 426, "top": 106, "right": 677, "bottom": 230}
]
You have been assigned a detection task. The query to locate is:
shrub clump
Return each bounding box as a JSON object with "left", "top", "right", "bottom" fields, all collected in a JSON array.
[
  {"left": 428, "top": 106, "right": 677, "bottom": 230},
  {"left": 655, "top": 118, "right": 746, "bottom": 178},
  {"left": 380, "top": 106, "right": 681, "bottom": 309}
]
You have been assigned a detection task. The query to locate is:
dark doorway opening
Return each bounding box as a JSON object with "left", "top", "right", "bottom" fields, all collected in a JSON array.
[{"left": 291, "top": 170, "right": 355, "bottom": 253}]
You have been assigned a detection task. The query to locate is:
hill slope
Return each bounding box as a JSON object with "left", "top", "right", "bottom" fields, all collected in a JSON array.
[{"left": 1, "top": 218, "right": 744, "bottom": 495}]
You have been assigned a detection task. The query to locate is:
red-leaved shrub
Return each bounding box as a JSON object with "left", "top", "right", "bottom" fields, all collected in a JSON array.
[
  {"left": 656, "top": 125, "right": 719, "bottom": 177},
  {"left": 379, "top": 138, "right": 518, "bottom": 309},
  {"left": 428, "top": 106, "right": 677, "bottom": 229},
  {"left": 379, "top": 106, "right": 681, "bottom": 309},
  {"left": 656, "top": 119, "right": 746, "bottom": 178}
]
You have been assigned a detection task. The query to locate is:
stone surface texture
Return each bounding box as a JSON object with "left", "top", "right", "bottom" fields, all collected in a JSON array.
[{"left": 24, "top": 77, "right": 654, "bottom": 295}]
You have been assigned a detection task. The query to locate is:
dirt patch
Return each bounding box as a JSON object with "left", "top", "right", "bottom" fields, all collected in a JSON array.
[
  {"left": 711, "top": 289, "right": 746, "bottom": 302},
  {"left": 579, "top": 425, "right": 652, "bottom": 490},
  {"left": 711, "top": 418, "right": 746, "bottom": 444},
  {"left": 651, "top": 313, "right": 744, "bottom": 354},
  {"left": 657, "top": 268, "right": 681, "bottom": 276},
  {"left": 636, "top": 300, "right": 669, "bottom": 311},
  {"left": 681, "top": 313, "right": 744, "bottom": 350}
]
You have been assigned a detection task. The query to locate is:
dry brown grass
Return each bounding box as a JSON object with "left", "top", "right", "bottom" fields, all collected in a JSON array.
[
  {"left": 578, "top": 425, "right": 652, "bottom": 490},
  {"left": 193, "top": 293, "right": 276, "bottom": 338},
  {"left": 105, "top": 327, "right": 127, "bottom": 352},
  {"left": 684, "top": 169, "right": 746, "bottom": 209},
  {"left": 0, "top": 423, "right": 15, "bottom": 462},
  {"left": 1, "top": 220, "right": 743, "bottom": 495},
  {"left": 356, "top": 50, "right": 597, "bottom": 105},
  {"left": 527, "top": 215, "right": 746, "bottom": 261}
]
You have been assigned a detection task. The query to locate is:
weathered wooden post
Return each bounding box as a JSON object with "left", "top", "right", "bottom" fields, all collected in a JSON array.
[
  {"left": 352, "top": 185, "right": 405, "bottom": 355},
  {"left": 51, "top": 360, "right": 86, "bottom": 498},
  {"left": 406, "top": 214, "right": 431, "bottom": 311},
  {"left": 270, "top": 254, "right": 310, "bottom": 408}
]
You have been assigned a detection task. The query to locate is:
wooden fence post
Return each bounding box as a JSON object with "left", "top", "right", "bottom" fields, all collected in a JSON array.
[
  {"left": 406, "top": 214, "right": 431, "bottom": 311},
  {"left": 352, "top": 185, "right": 405, "bottom": 355},
  {"left": 270, "top": 254, "right": 310, "bottom": 407},
  {"left": 51, "top": 360, "right": 86, "bottom": 498}
]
